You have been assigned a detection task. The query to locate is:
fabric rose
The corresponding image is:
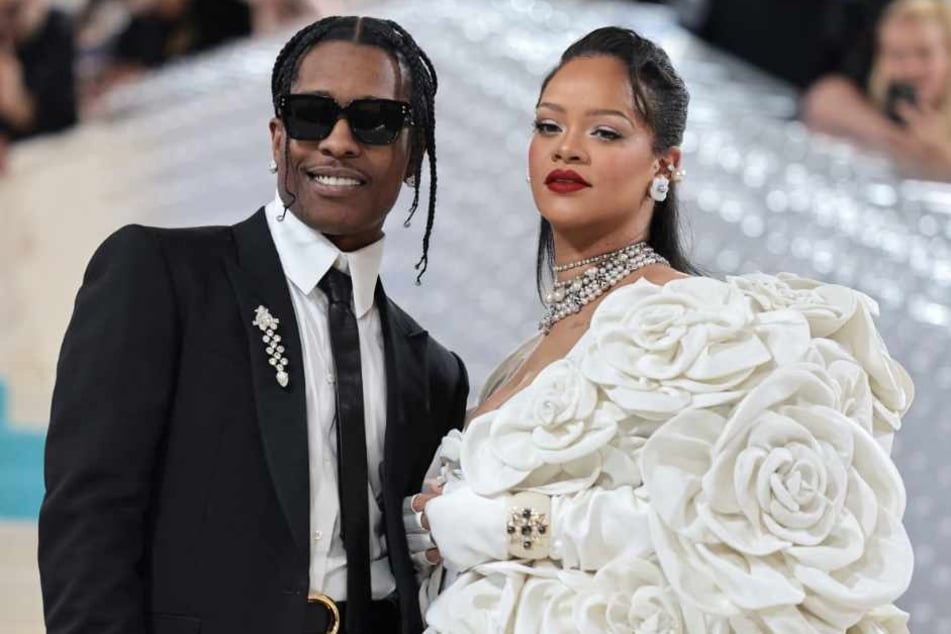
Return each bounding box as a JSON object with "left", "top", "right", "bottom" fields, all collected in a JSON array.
[
  {"left": 579, "top": 277, "right": 809, "bottom": 422},
  {"left": 424, "top": 566, "right": 524, "bottom": 634},
  {"left": 730, "top": 273, "right": 914, "bottom": 436},
  {"left": 827, "top": 298, "right": 914, "bottom": 429},
  {"left": 461, "top": 359, "right": 624, "bottom": 496},
  {"left": 803, "top": 339, "right": 900, "bottom": 452},
  {"left": 505, "top": 557, "right": 711, "bottom": 633},
  {"left": 642, "top": 362, "right": 913, "bottom": 632},
  {"left": 846, "top": 605, "right": 910, "bottom": 634},
  {"left": 569, "top": 556, "right": 712, "bottom": 634},
  {"left": 728, "top": 273, "right": 860, "bottom": 337}
]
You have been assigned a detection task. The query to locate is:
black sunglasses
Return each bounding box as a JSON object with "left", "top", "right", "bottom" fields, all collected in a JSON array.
[{"left": 278, "top": 94, "right": 414, "bottom": 145}]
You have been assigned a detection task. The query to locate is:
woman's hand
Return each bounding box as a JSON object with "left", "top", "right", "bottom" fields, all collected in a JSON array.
[
  {"left": 418, "top": 484, "right": 510, "bottom": 572},
  {"left": 891, "top": 102, "right": 951, "bottom": 177},
  {"left": 403, "top": 482, "right": 444, "bottom": 572}
]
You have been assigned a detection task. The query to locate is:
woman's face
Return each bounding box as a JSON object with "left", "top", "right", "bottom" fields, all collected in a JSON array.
[
  {"left": 528, "top": 55, "right": 663, "bottom": 241},
  {"left": 879, "top": 15, "right": 951, "bottom": 108}
]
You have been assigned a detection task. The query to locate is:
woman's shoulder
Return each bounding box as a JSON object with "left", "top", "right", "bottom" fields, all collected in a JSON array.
[
  {"left": 596, "top": 270, "right": 877, "bottom": 329},
  {"left": 589, "top": 270, "right": 896, "bottom": 366},
  {"left": 579, "top": 270, "right": 913, "bottom": 444}
]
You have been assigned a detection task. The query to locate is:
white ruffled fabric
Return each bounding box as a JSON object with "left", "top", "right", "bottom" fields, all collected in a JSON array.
[{"left": 422, "top": 274, "right": 914, "bottom": 634}]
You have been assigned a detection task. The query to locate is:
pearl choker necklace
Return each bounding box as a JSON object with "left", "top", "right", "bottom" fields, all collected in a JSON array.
[
  {"left": 553, "top": 250, "right": 614, "bottom": 273},
  {"left": 540, "top": 241, "right": 668, "bottom": 333}
]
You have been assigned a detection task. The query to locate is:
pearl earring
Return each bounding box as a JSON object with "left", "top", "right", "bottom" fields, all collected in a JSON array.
[
  {"left": 268, "top": 160, "right": 278, "bottom": 174},
  {"left": 649, "top": 175, "right": 670, "bottom": 202}
]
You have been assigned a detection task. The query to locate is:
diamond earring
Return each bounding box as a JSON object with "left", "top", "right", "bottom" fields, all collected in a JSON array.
[
  {"left": 649, "top": 175, "right": 670, "bottom": 202},
  {"left": 268, "top": 159, "right": 278, "bottom": 174}
]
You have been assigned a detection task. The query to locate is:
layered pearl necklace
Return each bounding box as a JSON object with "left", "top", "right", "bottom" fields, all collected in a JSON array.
[{"left": 540, "top": 241, "right": 668, "bottom": 333}]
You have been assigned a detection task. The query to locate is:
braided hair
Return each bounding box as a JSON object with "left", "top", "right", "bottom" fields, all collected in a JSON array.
[{"left": 271, "top": 16, "right": 439, "bottom": 282}]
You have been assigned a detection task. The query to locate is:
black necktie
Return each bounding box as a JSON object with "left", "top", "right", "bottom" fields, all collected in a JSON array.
[{"left": 318, "top": 267, "right": 371, "bottom": 633}]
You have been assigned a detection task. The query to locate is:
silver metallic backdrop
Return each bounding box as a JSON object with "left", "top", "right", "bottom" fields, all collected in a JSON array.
[{"left": 1, "top": 0, "right": 948, "bottom": 630}]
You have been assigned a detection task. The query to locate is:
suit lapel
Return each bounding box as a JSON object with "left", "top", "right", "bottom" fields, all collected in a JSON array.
[
  {"left": 376, "top": 282, "right": 430, "bottom": 629},
  {"left": 226, "top": 208, "right": 310, "bottom": 557},
  {"left": 376, "top": 282, "right": 430, "bottom": 496}
]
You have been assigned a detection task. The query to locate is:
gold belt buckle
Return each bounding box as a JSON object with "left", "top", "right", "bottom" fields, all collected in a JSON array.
[{"left": 307, "top": 592, "right": 340, "bottom": 634}]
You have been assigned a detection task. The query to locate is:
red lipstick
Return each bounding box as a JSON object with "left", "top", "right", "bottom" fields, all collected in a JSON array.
[{"left": 545, "top": 169, "right": 591, "bottom": 194}]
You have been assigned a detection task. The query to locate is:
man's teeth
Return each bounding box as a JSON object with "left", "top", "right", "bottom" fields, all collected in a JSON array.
[{"left": 310, "top": 174, "right": 363, "bottom": 187}]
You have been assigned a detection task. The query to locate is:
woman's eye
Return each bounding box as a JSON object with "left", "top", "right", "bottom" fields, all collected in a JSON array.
[
  {"left": 533, "top": 120, "right": 561, "bottom": 135},
  {"left": 593, "top": 128, "right": 622, "bottom": 141}
]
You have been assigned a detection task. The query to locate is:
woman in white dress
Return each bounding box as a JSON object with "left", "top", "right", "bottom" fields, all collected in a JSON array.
[{"left": 404, "top": 27, "right": 915, "bottom": 634}]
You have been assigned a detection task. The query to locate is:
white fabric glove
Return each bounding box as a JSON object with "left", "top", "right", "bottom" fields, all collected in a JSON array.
[
  {"left": 550, "top": 485, "right": 653, "bottom": 571},
  {"left": 422, "top": 484, "right": 652, "bottom": 573},
  {"left": 403, "top": 494, "right": 437, "bottom": 572},
  {"left": 425, "top": 483, "right": 509, "bottom": 572}
]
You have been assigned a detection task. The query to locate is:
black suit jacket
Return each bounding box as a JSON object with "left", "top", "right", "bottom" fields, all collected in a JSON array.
[{"left": 38, "top": 209, "right": 469, "bottom": 634}]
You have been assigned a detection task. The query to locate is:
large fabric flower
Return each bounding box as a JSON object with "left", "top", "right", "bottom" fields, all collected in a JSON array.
[
  {"left": 568, "top": 556, "right": 711, "bottom": 634},
  {"left": 461, "top": 359, "right": 624, "bottom": 496},
  {"left": 827, "top": 298, "right": 914, "bottom": 425},
  {"left": 429, "top": 557, "right": 713, "bottom": 634},
  {"left": 642, "top": 362, "right": 913, "bottom": 632},
  {"left": 424, "top": 566, "right": 524, "bottom": 634},
  {"left": 728, "top": 273, "right": 860, "bottom": 338},
  {"left": 579, "top": 277, "right": 809, "bottom": 421},
  {"left": 846, "top": 605, "right": 910, "bottom": 634},
  {"left": 730, "top": 273, "right": 914, "bottom": 434},
  {"left": 803, "top": 339, "right": 902, "bottom": 452}
]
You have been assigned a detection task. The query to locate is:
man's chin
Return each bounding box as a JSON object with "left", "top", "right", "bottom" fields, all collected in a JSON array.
[{"left": 289, "top": 209, "right": 384, "bottom": 248}]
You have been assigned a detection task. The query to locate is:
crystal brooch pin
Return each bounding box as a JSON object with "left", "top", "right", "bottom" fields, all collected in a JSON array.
[{"left": 253, "top": 305, "right": 289, "bottom": 388}]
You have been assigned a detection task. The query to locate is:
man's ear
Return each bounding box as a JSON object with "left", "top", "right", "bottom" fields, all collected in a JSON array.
[{"left": 269, "top": 117, "right": 284, "bottom": 166}]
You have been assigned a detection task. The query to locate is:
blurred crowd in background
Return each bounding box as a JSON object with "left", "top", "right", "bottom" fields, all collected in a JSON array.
[
  {"left": 5, "top": 0, "right": 951, "bottom": 179},
  {"left": 0, "top": 0, "right": 350, "bottom": 171}
]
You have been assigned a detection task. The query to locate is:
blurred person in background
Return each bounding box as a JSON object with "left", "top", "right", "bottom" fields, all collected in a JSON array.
[
  {"left": 108, "top": 0, "right": 252, "bottom": 76},
  {"left": 803, "top": 0, "right": 951, "bottom": 180},
  {"left": 0, "top": 0, "right": 76, "bottom": 171},
  {"left": 76, "top": 0, "right": 252, "bottom": 104},
  {"left": 248, "top": 0, "right": 316, "bottom": 34},
  {"left": 677, "top": 0, "right": 891, "bottom": 90},
  {"left": 77, "top": 0, "right": 319, "bottom": 110}
]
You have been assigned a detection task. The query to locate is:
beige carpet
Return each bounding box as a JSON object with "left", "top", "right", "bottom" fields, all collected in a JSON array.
[{"left": 0, "top": 522, "right": 43, "bottom": 634}]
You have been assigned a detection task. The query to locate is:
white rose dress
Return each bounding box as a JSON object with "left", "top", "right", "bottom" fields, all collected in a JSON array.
[{"left": 420, "top": 274, "right": 915, "bottom": 634}]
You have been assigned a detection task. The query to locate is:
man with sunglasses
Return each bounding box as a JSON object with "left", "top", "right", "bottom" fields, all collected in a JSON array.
[{"left": 39, "top": 16, "right": 468, "bottom": 634}]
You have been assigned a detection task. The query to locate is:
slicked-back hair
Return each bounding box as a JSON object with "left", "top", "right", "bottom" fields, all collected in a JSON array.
[
  {"left": 535, "top": 26, "right": 696, "bottom": 299},
  {"left": 271, "top": 16, "right": 439, "bottom": 282}
]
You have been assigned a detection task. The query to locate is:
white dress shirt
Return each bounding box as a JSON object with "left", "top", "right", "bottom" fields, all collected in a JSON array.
[{"left": 265, "top": 195, "right": 395, "bottom": 601}]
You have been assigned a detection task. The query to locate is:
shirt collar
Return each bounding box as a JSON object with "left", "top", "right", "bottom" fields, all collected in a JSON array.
[{"left": 264, "top": 193, "right": 384, "bottom": 318}]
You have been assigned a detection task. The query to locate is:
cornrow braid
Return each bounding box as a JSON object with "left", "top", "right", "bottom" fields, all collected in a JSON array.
[
  {"left": 382, "top": 19, "right": 438, "bottom": 282},
  {"left": 270, "top": 16, "right": 439, "bottom": 283}
]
